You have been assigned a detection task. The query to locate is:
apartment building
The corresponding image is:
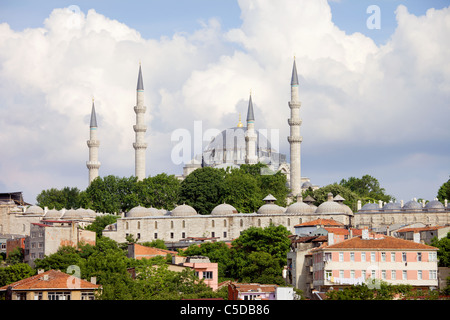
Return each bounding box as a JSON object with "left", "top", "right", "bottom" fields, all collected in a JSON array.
[{"left": 311, "top": 230, "right": 439, "bottom": 292}]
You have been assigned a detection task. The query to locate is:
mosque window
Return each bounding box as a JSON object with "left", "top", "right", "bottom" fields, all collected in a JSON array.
[
  {"left": 125, "top": 222, "right": 129, "bottom": 230},
  {"left": 182, "top": 220, "right": 186, "bottom": 228},
  {"left": 240, "top": 219, "right": 243, "bottom": 227},
  {"left": 137, "top": 221, "right": 141, "bottom": 229},
  {"left": 171, "top": 221, "right": 174, "bottom": 228},
  {"left": 224, "top": 220, "right": 227, "bottom": 227},
  {"left": 223, "top": 232, "right": 227, "bottom": 238},
  {"left": 258, "top": 219, "right": 261, "bottom": 227},
  {"left": 155, "top": 221, "right": 158, "bottom": 229},
  {"left": 154, "top": 233, "right": 158, "bottom": 239},
  {"left": 287, "top": 218, "right": 291, "bottom": 226},
  {"left": 212, "top": 220, "right": 215, "bottom": 228}
]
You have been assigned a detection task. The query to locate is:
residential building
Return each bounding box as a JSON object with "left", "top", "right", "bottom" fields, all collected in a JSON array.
[
  {"left": 395, "top": 225, "right": 450, "bottom": 244},
  {"left": 227, "top": 283, "right": 294, "bottom": 300},
  {"left": 0, "top": 269, "right": 100, "bottom": 300},
  {"left": 24, "top": 220, "right": 96, "bottom": 267},
  {"left": 311, "top": 231, "right": 439, "bottom": 293}
]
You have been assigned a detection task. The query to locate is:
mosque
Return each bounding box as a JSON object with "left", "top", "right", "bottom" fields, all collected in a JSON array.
[{"left": 1, "top": 59, "right": 449, "bottom": 246}]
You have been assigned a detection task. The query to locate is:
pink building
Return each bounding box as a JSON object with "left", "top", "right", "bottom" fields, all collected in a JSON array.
[
  {"left": 312, "top": 232, "right": 439, "bottom": 292},
  {"left": 180, "top": 256, "right": 219, "bottom": 291}
]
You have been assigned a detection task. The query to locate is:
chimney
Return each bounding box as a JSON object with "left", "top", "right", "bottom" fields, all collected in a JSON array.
[
  {"left": 357, "top": 200, "right": 362, "bottom": 211},
  {"left": 413, "top": 232, "right": 420, "bottom": 244},
  {"left": 386, "top": 225, "right": 390, "bottom": 236},
  {"left": 362, "top": 228, "right": 369, "bottom": 240},
  {"left": 90, "top": 277, "right": 97, "bottom": 285},
  {"left": 38, "top": 269, "right": 45, "bottom": 274},
  {"left": 400, "top": 200, "right": 404, "bottom": 208},
  {"left": 349, "top": 229, "right": 353, "bottom": 239},
  {"left": 378, "top": 200, "right": 383, "bottom": 208},
  {"left": 327, "top": 232, "right": 334, "bottom": 245},
  {"left": 445, "top": 199, "right": 448, "bottom": 208},
  {"left": 422, "top": 200, "right": 426, "bottom": 208},
  {"left": 43, "top": 274, "right": 49, "bottom": 281}
]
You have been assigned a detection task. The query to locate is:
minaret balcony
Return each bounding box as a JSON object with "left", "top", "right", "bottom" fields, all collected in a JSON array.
[
  {"left": 288, "top": 101, "right": 301, "bottom": 109},
  {"left": 288, "top": 118, "right": 302, "bottom": 126},
  {"left": 86, "top": 161, "right": 101, "bottom": 169},
  {"left": 133, "top": 124, "right": 147, "bottom": 133},
  {"left": 287, "top": 136, "right": 303, "bottom": 143},
  {"left": 87, "top": 140, "right": 100, "bottom": 147},
  {"left": 133, "top": 142, "right": 148, "bottom": 150},
  {"left": 134, "top": 106, "right": 147, "bottom": 113}
]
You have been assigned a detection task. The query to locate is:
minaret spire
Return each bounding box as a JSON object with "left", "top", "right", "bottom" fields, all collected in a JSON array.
[
  {"left": 245, "top": 91, "right": 257, "bottom": 164},
  {"left": 133, "top": 63, "right": 147, "bottom": 181},
  {"left": 87, "top": 98, "right": 101, "bottom": 185},
  {"left": 288, "top": 57, "right": 302, "bottom": 197}
]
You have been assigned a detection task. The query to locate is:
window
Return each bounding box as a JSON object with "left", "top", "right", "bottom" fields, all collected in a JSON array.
[
  {"left": 402, "top": 270, "right": 407, "bottom": 280},
  {"left": 16, "top": 292, "right": 27, "bottom": 300},
  {"left": 240, "top": 219, "right": 243, "bottom": 227},
  {"left": 371, "top": 252, "right": 376, "bottom": 262},
  {"left": 391, "top": 252, "right": 396, "bottom": 262},
  {"left": 34, "top": 292, "right": 43, "bottom": 300},
  {"left": 350, "top": 270, "right": 355, "bottom": 278},
  {"left": 171, "top": 221, "right": 174, "bottom": 228},
  {"left": 339, "top": 252, "right": 344, "bottom": 262},
  {"left": 324, "top": 253, "right": 332, "bottom": 262},
  {"left": 182, "top": 232, "right": 185, "bottom": 239},
  {"left": 339, "top": 270, "right": 344, "bottom": 278},
  {"left": 81, "top": 292, "right": 95, "bottom": 300},
  {"left": 325, "top": 270, "right": 332, "bottom": 280},
  {"left": 48, "top": 292, "right": 71, "bottom": 300},
  {"left": 361, "top": 252, "right": 366, "bottom": 262},
  {"left": 361, "top": 270, "right": 366, "bottom": 279},
  {"left": 381, "top": 252, "right": 386, "bottom": 262},
  {"left": 203, "top": 271, "right": 213, "bottom": 280},
  {"left": 170, "top": 232, "right": 174, "bottom": 239},
  {"left": 429, "top": 252, "right": 437, "bottom": 262},
  {"left": 381, "top": 270, "right": 386, "bottom": 280},
  {"left": 402, "top": 252, "right": 407, "bottom": 262},
  {"left": 430, "top": 270, "right": 437, "bottom": 280},
  {"left": 154, "top": 233, "right": 158, "bottom": 239},
  {"left": 212, "top": 220, "right": 215, "bottom": 227},
  {"left": 371, "top": 270, "right": 376, "bottom": 278},
  {"left": 417, "top": 252, "right": 422, "bottom": 262},
  {"left": 224, "top": 220, "right": 227, "bottom": 227},
  {"left": 350, "top": 252, "right": 355, "bottom": 262},
  {"left": 211, "top": 232, "right": 215, "bottom": 238},
  {"left": 125, "top": 222, "right": 129, "bottom": 230},
  {"left": 182, "top": 220, "right": 186, "bottom": 228},
  {"left": 258, "top": 219, "right": 261, "bottom": 227},
  {"left": 137, "top": 221, "right": 140, "bottom": 229},
  {"left": 391, "top": 270, "right": 396, "bottom": 280},
  {"left": 418, "top": 270, "right": 422, "bottom": 280},
  {"left": 155, "top": 221, "right": 158, "bottom": 229},
  {"left": 223, "top": 232, "right": 227, "bottom": 238}
]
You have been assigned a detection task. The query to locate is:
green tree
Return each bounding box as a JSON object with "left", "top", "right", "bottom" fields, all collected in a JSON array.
[
  {"left": 85, "top": 175, "right": 139, "bottom": 214},
  {"left": 36, "top": 187, "right": 81, "bottom": 210},
  {"left": 0, "top": 263, "right": 36, "bottom": 287},
  {"left": 430, "top": 232, "right": 450, "bottom": 267},
  {"left": 136, "top": 173, "right": 180, "bottom": 210},
  {"left": 437, "top": 178, "right": 450, "bottom": 203},
  {"left": 34, "top": 246, "right": 84, "bottom": 274},
  {"left": 85, "top": 214, "right": 119, "bottom": 237},
  {"left": 231, "top": 224, "right": 291, "bottom": 284},
  {"left": 339, "top": 175, "right": 394, "bottom": 204},
  {"left": 6, "top": 247, "right": 24, "bottom": 264},
  {"left": 220, "top": 168, "right": 261, "bottom": 213},
  {"left": 179, "top": 167, "right": 226, "bottom": 214},
  {"left": 141, "top": 239, "right": 168, "bottom": 250},
  {"left": 257, "top": 171, "right": 290, "bottom": 208},
  {"left": 308, "top": 183, "right": 359, "bottom": 209}
]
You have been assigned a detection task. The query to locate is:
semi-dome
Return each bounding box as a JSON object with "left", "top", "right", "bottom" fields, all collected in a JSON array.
[
  {"left": 286, "top": 201, "right": 315, "bottom": 215},
  {"left": 257, "top": 203, "right": 285, "bottom": 215},
  {"left": 403, "top": 200, "right": 422, "bottom": 211},
  {"left": 171, "top": 204, "right": 198, "bottom": 216},
  {"left": 211, "top": 203, "right": 238, "bottom": 215},
  {"left": 127, "top": 206, "right": 162, "bottom": 218},
  {"left": 425, "top": 200, "right": 445, "bottom": 211},
  {"left": 382, "top": 202, "right": 402, "bottom": 212},
  {"left": 359, "top": 202, "right": 380, "bottom": 213},
  {"left": 26, "top": 205, "right": 44, "bottom": 215},
  {"left": 43, "top": 209, "right": 62, "bottom": 220}
]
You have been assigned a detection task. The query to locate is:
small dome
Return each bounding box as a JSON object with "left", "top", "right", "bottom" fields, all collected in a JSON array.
[
  {"left": 62, "top": 209, "right": 82, "bottom": 220},
  {"left": 403, "top": 200, "right": 422, "bottom": 211},
  {"left": 286, "top": 201, "right": 315, "bottom": 215},
  {"left": 425, "top": 200, "right": 445, "bottom": 211},
  {"left": 85, "top": 208, "right": 97, "bottom": 218},
  {"left": 127, "top": 206, "right": 162, "bottom": 218},
  {"left": 26, "top": 205, "right": 44, "bottom": 215},
  {"left": 359, "top": 202, "right": 380, "bottom": 212},
  {"left": 211, "top": 203, "right": 238, "bottom": 215},
  {"left": 316, "top": 200, "right": 346, "bottom": 215},
  {"left": 302, "top": 181, "right": 313, "bottom": 189},
  {"left": 171, "top": 204, "right": 198, "bottom": 216},
  {"left": 43, "top": 209, "right": 62, "bottom": 220},
  {"left": 257, "top": 203, "right": 284, "bottom": 215},
  {"left": 382, "top": 202, "right": 402, "bottom": 212}
]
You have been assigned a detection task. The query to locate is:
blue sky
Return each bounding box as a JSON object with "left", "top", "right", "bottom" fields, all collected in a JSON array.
[{"left": 0, "top": 0, "right": 449, "bottom": 205}]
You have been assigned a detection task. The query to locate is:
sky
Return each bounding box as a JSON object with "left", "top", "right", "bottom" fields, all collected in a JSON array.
[{"left": 0, "top": 0, "right": 449, "bottom": 205}]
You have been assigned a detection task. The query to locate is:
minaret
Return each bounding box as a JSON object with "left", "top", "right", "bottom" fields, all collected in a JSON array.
[
  {"left": 86, "top": 98, "right": 101, "bottom": 185},
  {"left": 245, "top": 92, "right": 258, "bottom": 164},
  {"left": 133, "top": 63, "right": 148, "bottom": 181},
  {"left": 288, "top": 58, "right": 302, "bottom": 196}
]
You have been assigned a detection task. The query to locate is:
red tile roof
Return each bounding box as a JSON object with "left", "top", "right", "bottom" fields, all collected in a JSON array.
[
  {"left": 396, "top": 226, "right": 446, "bottom": 233},
  {"left": 0, "top": 270, "right": 99, "bottom": 291},
  {"left": 318, "top": 235, "right": 438, "bottom": 251},
  {"left": 132, "top": 243, "right": 178, "bottom": 260},
  {"left": 294, "top": 218, "right": 344, "bottom": 228}
]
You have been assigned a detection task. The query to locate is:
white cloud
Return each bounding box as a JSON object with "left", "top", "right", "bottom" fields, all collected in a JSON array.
[{"left": 0, "top": 1, "right": 449, "bottom": 203}]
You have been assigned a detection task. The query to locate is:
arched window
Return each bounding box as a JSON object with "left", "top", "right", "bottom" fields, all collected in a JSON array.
[
  {"left": 171, "top": 221, "right": 174, "bottom": 228},
  {"left": 258, "top": 219, "right": 261, "bottom": 227},
  {"left": 155, "top": 221, "right": 158, "bottom": 229},
  {"left": 212, "top": 220, "right": 215, "bottom": 228},
  {"left": 240, "top": 219, "right": 243, "bottom": 227},
  {"left": 182, "top": 220, "right": 186, "bottom": 228},
  {"left": 224, "top": 219, "right": 227, "bottom": 227},
  {"left": 287, "top": 218, "right": 291, "bottom": 226},
  {"left": 125, "top": 222, "right": 129, "bottom": 230},
  {"left": 137, "top": 221, "right": 141, "bottom": 229}
]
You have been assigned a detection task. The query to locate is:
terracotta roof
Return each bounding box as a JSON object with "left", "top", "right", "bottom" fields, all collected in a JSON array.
[
  {"left": 294, "top": 218, "right": 344, "bottom": 228},
  {"left": 132, "top": 243, "right": 178, "bottom": 259},
  {"left": 231, "top": 283, "right": 278, "bottom": 293},
  {"left": 396, "top": 226, "right": 446, "bottom": 233},
  {"left": 318, "top": 235, "right": 438, "bottom": 251},
  {"left": 0, "top": 270, "right": 99, "bottom": 291}
]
